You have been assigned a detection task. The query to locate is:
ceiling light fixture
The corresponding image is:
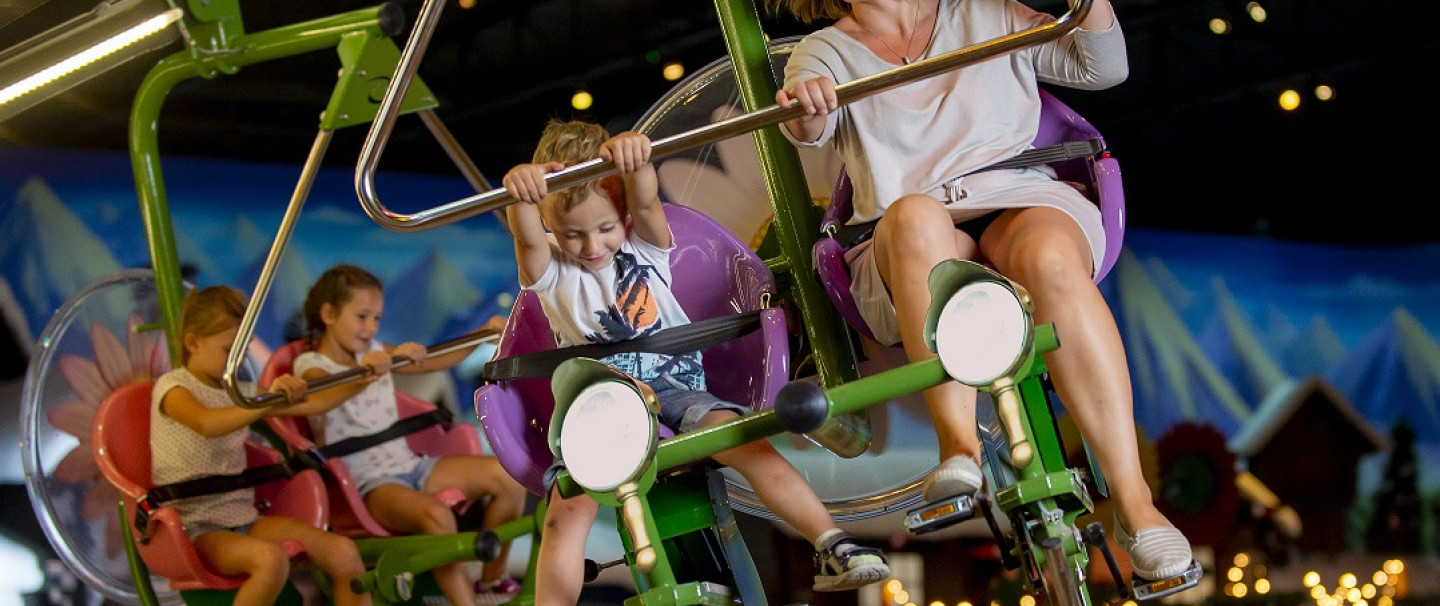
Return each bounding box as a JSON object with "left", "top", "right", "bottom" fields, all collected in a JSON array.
[{"left": 0, "top": 0, "right": 183, "bottom": 122}]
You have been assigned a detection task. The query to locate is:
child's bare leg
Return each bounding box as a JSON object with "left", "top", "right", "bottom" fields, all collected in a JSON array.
[
  {"left": 426, "top": 455, "right": 528, "bottom": 583},
  {"left": 251, "top": 517, "right": 369, "bottom": 606},
  {"left": 194, "top": 530, "right": 290, "bottom": 606},
  {"left": 534, "top": 487, "right": 600, "bottom": 606},
  {"left": 704, "top": 410, "right": 834, "bottom": 542},
  {"left": 366, "top": 485, "right": 474, "bottom": 606}
]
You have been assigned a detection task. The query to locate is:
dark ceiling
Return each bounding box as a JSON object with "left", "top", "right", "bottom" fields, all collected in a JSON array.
[{"left": 1, "top": 0, "right": 1436, "bottom": 245}]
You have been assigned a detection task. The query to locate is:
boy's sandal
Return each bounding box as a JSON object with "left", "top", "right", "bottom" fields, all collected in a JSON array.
[{"left": 813, "top": 537, "right": 892, "bottom": 592}]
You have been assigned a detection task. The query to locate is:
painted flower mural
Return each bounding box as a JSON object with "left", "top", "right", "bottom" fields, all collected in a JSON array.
[{"left": 47, "top": 315, "right": 169, "bottom": 558}]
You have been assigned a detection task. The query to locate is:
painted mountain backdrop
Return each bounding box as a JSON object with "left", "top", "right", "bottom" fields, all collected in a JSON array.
[{"left": 4, "top": 145, "right": 1440, "bottom": 496}]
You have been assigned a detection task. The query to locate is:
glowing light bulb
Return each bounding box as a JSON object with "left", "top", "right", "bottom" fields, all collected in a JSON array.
[
  {"left": 571, "top": 89, "right": 593, "bottom": 111},
  {"left": 1279, "top": 89, "right": 1301, "bottom": 111}
]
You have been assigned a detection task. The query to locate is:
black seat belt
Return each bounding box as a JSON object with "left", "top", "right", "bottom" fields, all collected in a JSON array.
[
  {"left": 481, "top": 309, "right": 764, "bottom": 381},
  {"left": 136, "top": 407, "right": 454, "bottom": 534},
  {"left": 830, "top": 139, "right": 1105, "bottom": 247}
]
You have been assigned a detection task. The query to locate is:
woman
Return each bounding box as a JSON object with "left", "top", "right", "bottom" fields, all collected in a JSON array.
[{"left": 770, "top": 0, "right": 1197, "bottom": 586}]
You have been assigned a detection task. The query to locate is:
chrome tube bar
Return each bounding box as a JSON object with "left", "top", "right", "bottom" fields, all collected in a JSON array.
[
  {"left": 354, "top": 0, "right": 1091, "bottom": 233},
  {"left": 242, "top": 329, "right": 499, "bottom": 409},
  {"left": 419, "top": 108, "right": 492, "bottom": 195},
  {"left": 223, "top": 128, "right": 332, "bottom": 409}
]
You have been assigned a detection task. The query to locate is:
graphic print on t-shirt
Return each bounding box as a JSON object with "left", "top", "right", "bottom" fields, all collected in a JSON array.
[
  {"left": 589, "top": 250, "right": 664, "bottom": 343},
  {"left": 588, "top": 248, "right": 706, "bottom": 390}
]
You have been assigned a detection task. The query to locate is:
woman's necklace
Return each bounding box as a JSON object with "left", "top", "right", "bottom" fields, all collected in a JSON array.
[{"left": 858, "top": 1, "right": 922, "bottom": 65}]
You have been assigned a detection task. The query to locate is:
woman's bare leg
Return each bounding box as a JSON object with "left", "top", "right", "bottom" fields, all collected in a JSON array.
[
  {"left": 980, "top": 206, "right": 1167, "bottom": 532},
  {"left": 872, "top": 194, "right": 983, "bottom": 463}
]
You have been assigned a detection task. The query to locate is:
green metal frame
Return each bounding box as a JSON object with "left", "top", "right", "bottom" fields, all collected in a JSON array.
[
  {"left": 122, "top": 3, "right": 445, "bottom": 603},
  {"left": 711, "top": 0, "right": 861, "bottom": 389},
  {"left": 113, "top": 0, "right": 1108, "bottom": 601},
  {"left": 130, "top": 1, "right": 435, "bottom": 362}
]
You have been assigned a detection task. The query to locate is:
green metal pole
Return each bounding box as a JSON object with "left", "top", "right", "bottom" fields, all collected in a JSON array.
[
  {"left": 653, "top": 358, "right": 949, "bottom": 471},
  {"left": 711, "top": 0, "right": 859, "bottom": 389},
  {"left": 712, "top": 0, "right": 876, "bottom": 459},
  {"left": 128, "top": 7, "right": 392, "bottom": 358}
]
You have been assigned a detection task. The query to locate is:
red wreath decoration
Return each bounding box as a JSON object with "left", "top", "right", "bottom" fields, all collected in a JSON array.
[{"left": 1154, "top": 421, "right": 1240, "bottom": 546}]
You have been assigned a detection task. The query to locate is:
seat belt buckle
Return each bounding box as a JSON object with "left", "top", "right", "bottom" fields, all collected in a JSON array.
[
  {"left": 296, "top": 446, "right": 327, "bottom": 471},
  {"left": 944, "top": 177, "right": 968, "bottom": 203},
  {"left": 133, "top": 495, "right": 156, "bottom": 544}
]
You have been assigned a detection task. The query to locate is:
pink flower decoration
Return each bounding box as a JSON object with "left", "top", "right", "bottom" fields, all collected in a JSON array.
[{"left": 46, "top": 314, "right": 169, "bottom": 557}]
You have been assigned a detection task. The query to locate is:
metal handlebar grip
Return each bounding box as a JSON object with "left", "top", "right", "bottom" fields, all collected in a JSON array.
[
  {"left": 993, "top": 378, "right": 1033, "bottom": 469},
  {"left": 616, "top": 482, "right": 656, "bottom": 573}
]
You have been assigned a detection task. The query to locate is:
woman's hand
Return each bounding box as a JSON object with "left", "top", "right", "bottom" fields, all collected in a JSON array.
[
  {"left": 776, "top": 76, "right": 837, "bottom": 116},
  {"left": 776, "top": 76, "right": 837, "bottom": 143},
  {"left": 503, "top": 161, "right": 567, "bottom": 204}
]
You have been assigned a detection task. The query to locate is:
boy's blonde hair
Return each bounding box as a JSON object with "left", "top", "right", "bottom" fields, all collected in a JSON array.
[
  {"left": 532, "top": 119, "right": 626, "bottom": 217},
  {"left": 179, "top": 285, "right": 247, "bottom": 364},
  {"left": 764, "top": 0, "right": 848, "bottom": 24}
]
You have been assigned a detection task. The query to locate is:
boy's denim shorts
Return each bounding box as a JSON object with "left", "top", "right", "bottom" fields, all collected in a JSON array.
[{"left": 647, "top": 374, "right": 751, "bottom": 434}]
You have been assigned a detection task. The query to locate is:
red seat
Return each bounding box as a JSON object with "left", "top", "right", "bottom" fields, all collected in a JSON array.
[
  {"left": 260, "top": 341, "right": 477, "bottom": 537},
  {"left": 92, "top": 381, "right": 327, "bottom": 591}
]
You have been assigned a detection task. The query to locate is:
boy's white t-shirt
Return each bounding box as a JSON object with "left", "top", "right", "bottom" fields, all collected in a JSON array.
[
  {"left": 294, "top": 341, "right": 423, "bottom": 488},
  {"left": 150, "top": 367, "right": 260, "bottom": 531},
  {"left": 527, "top": 233, "right": 704, "bottom": 389}
]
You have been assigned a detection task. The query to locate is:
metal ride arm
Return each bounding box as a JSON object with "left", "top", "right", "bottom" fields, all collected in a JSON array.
[
  {"left": 229, "top": 330, "right": 498, "bottom": 410},
  {"left": 131, "top": 4, "right": 407, "bottom": 366},
  {"left": 551, "top": 354, "right": 958, "bottom": 502},
  {"left": 353, "top": 0, "right": 1094, "bottom": 232},
  {"left": 544, "top": 326, "right": 1064, "bottom": 500}
]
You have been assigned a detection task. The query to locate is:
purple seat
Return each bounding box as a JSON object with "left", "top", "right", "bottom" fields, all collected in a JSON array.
[
  {"left": 476, "top": 203, "right": 791, "bottom": 495},
  {"left": 813, "top": 87, "right": 1126, "bottom": 341}
]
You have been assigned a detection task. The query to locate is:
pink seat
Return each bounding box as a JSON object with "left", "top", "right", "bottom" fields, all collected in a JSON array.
[
  {"left": 92, "top": 381, "right": 327, "bottom": 591},
  {"left": 813, "top": 87, "right": 1125, "bottom": 341},
  {"left": 261, "top": 341, "right": 477, "bottom": 537},
  {"left": 476, "top": 203, "right": 790, "bottom": 495}
]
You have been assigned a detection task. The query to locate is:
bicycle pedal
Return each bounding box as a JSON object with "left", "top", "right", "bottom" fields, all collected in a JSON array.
[
  {"left": 1131, "top": 561, "right": 1203, "bottom": 601},
  {"left": 904, "top": 494, "right": 975, "bottom": 534}
]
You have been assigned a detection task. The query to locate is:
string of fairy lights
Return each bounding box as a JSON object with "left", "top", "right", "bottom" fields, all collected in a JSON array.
[{"left": 869, "top": 553, "right": 1409, "bottom": 606}]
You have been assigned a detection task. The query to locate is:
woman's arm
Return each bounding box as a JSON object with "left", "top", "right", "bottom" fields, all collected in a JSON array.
[{"left": 1076, "top": 0, "right": 1116, "bottom": 31}]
